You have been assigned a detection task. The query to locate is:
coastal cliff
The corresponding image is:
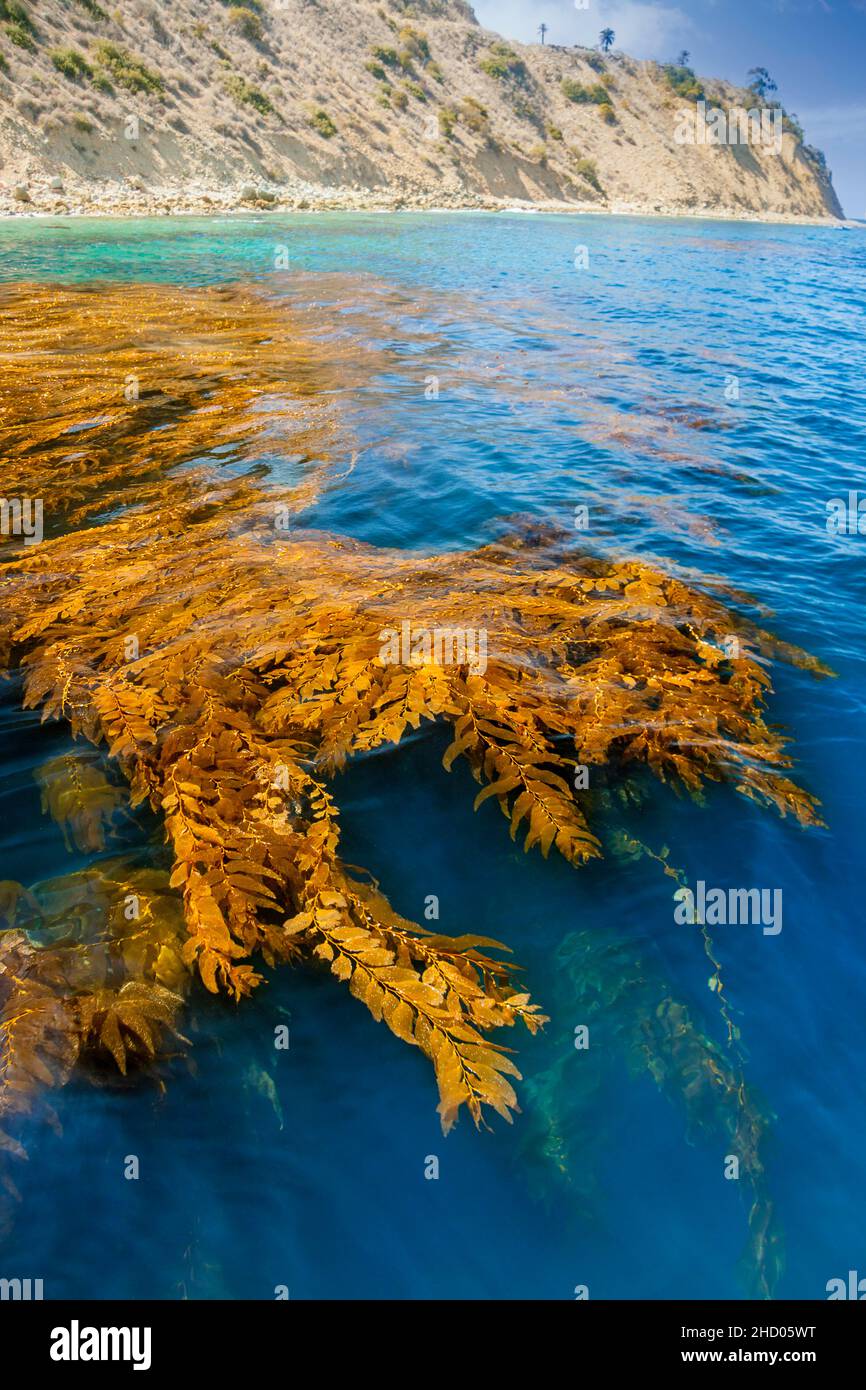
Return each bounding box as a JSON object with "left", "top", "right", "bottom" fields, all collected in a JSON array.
[{"left": 0, "top": 0, "right": 843, "bottom": 219}]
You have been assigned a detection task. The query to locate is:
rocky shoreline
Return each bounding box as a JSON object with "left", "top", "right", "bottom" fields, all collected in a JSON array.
[{"left": 0, "top": 175, "right": 845, "bottom": 224}]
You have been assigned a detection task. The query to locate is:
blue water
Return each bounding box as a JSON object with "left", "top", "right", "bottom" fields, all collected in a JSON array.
[{"left": 1, "top": 212, "right": 864, "bottom": 1299}]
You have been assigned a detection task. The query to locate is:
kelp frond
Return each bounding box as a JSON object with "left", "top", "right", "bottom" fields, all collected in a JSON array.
[
  {"left": 0, "top": 858, "right": 187, "bottom": 1231},
  {"left": 0, "top": 284, "right": 828, "bottom": 1141},
  {"left": 0, "top": 282, "right": 374, "bottom": 532},
  {"left": 37, "top": 751, "right": 129, "bottom": 854}
]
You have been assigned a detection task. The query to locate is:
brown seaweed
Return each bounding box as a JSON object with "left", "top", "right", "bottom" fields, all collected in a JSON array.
[{"left": 0, "top": 283, "right": 827, "bottom": 1160}]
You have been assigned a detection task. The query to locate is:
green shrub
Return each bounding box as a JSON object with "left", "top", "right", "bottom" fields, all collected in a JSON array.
[
  {"left": 561, "top": 78, "right": 607, "bottom": 104},
  {"left": 224, "top": 73, "right": 274, "bottom": 115},
  {"left": 0, "top": 2, "right": 33, "bottom": 30},
  {"left": 397, "top": 26, "right": 430, "bottom": 63},
  {"left": 571, "top": 154, "right": 602, "bottom": 191},
  {"left": 227, "top": 6, "right": 262, "bottom": 41},
  {"left": 598, "top": 102, "right": 616, "bottom": 124},
  {"left": 51, "top": 47, "right": 93, "bottom": 80},
  {"left": 3, "top": 21, "right": 34, "bottom": 50},
  {"left": 402, "top": 79, "right": 425, "bottom": 102},
  {"left": 391, "top": 86, "right": 408, "bottom": 110},
  {"left": 479, "top": 42, "right": 527, "bottom": 83},
  {"left": 71, "top": 113, "right": 94, "bottom": 133},
  {"left": 309, "top": 107, "right": 336, "bottom": 138},
  {"left": 94, "top": 42, "right": 164, "bottom": 95},
  {"left": 662, "top": 63, "right": 704, "bottom": 102},
  {"left": 75, "top": 0, "right": 107, "bottom": 16},
  {"left": 370, "top": 44, "right": 400, "bottom": 68},
  {"left": 427, "top": 60, "right": 443, "bottom": 84},
  {"left": 92, "top": 72, "right": 113, "bottom": 93},
  {"left": 546, "top": 123, "right": 563, "bottom": 141},
  {"left": 365, "top": 59, "right": 386, "bottom": 80},
  {"left": 438, "top": 105, "right": 456, "bottom": 138},
  {"left": 459, "top": 96, "right": 488, "bottom": 132},
  {"left": 783, "top": 111, "right": 804, "bottom": 142}
]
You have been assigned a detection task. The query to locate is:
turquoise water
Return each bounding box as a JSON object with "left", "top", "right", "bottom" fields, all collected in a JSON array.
[{"left": 1, "top": 212, "right": 864, "bottom": 1299}]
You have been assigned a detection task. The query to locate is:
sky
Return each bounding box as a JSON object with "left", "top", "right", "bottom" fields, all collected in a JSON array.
[{"left": 472, "top": 0, "right": 866, "bottom": 216}]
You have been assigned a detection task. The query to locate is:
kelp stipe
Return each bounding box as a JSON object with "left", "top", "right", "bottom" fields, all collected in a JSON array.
[{"left": 522, "top": 927, "right": 783, "bottom": 1297}]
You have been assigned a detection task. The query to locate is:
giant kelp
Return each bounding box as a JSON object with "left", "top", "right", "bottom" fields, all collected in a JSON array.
[
  {"left": 0, "top": 855, "right": 188, "bottom": 1234},
  {"left": 0, "top": 284, "right": 828, "bottom": 1179},
  {"left": 0, "top": 281, "right": 370, "bottom": 531},
  {"left": 522, "top": 917, "right": 783, "bottom": 1296}
]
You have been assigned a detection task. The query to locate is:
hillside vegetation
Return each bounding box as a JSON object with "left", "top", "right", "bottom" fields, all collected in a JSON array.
[{"left": 0, "top": 0, "right": 842, "bottom": 218}]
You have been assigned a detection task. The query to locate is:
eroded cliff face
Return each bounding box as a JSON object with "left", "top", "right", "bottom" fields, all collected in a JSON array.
[{"left": 0, "top": 0, "right": 843, "bottom": 218}]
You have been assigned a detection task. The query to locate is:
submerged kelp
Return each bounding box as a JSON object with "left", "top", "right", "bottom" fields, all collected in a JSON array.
[
  {"left": 0, "top": 284, "right": 828, "bottom": 1175},
  {"left": 523, "top": 924, "right": 782, "bottom": 1296},
  {"left": 0, "top": 856, "right": 188, "bottom": 1234}
]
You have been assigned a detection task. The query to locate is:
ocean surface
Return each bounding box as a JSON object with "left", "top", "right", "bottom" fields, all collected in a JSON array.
[{"left": 0, "top": 211, "right": 864, "bottom": 1299}]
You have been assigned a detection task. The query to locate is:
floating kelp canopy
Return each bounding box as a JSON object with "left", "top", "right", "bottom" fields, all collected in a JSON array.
[{"left": 0, "top": 285, "right": 828, "bottom": 1223}]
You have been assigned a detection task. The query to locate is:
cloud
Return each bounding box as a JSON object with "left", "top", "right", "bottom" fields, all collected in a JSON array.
[
  {"left": 472, "top": 0, "right": 693, "bottom": 60},
  {"left": 795, "top": 102, "right": 866, "bottom": 140},
  {"left": 569, "top": 1, "right": 693, "bottom": 56}
]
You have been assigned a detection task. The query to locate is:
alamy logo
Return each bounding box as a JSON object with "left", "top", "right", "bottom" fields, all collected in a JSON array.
[
  {"left": 50, "top": 1320, "right": 152, "bottom": 1372},
  {"left": 675, "top": 101, "right": 783, "bottom": 153},
  {"left": 826, "top": 1270, "right": 866, "bottom": 1299},
  {"left": 379, "top": 620, "right": 488, "bottom": 676},
  {"left": 826, "top": 491, "right": 866, "bottom": 536},
  {"left": 0, "top": 1276, "right": 43, "bottom": 1299},
  {"left": 674, "top": 881, "right": 783, "bottom": 935},
  {"left": 0, "top": 496, "right": 43, "bottom": 546}
]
